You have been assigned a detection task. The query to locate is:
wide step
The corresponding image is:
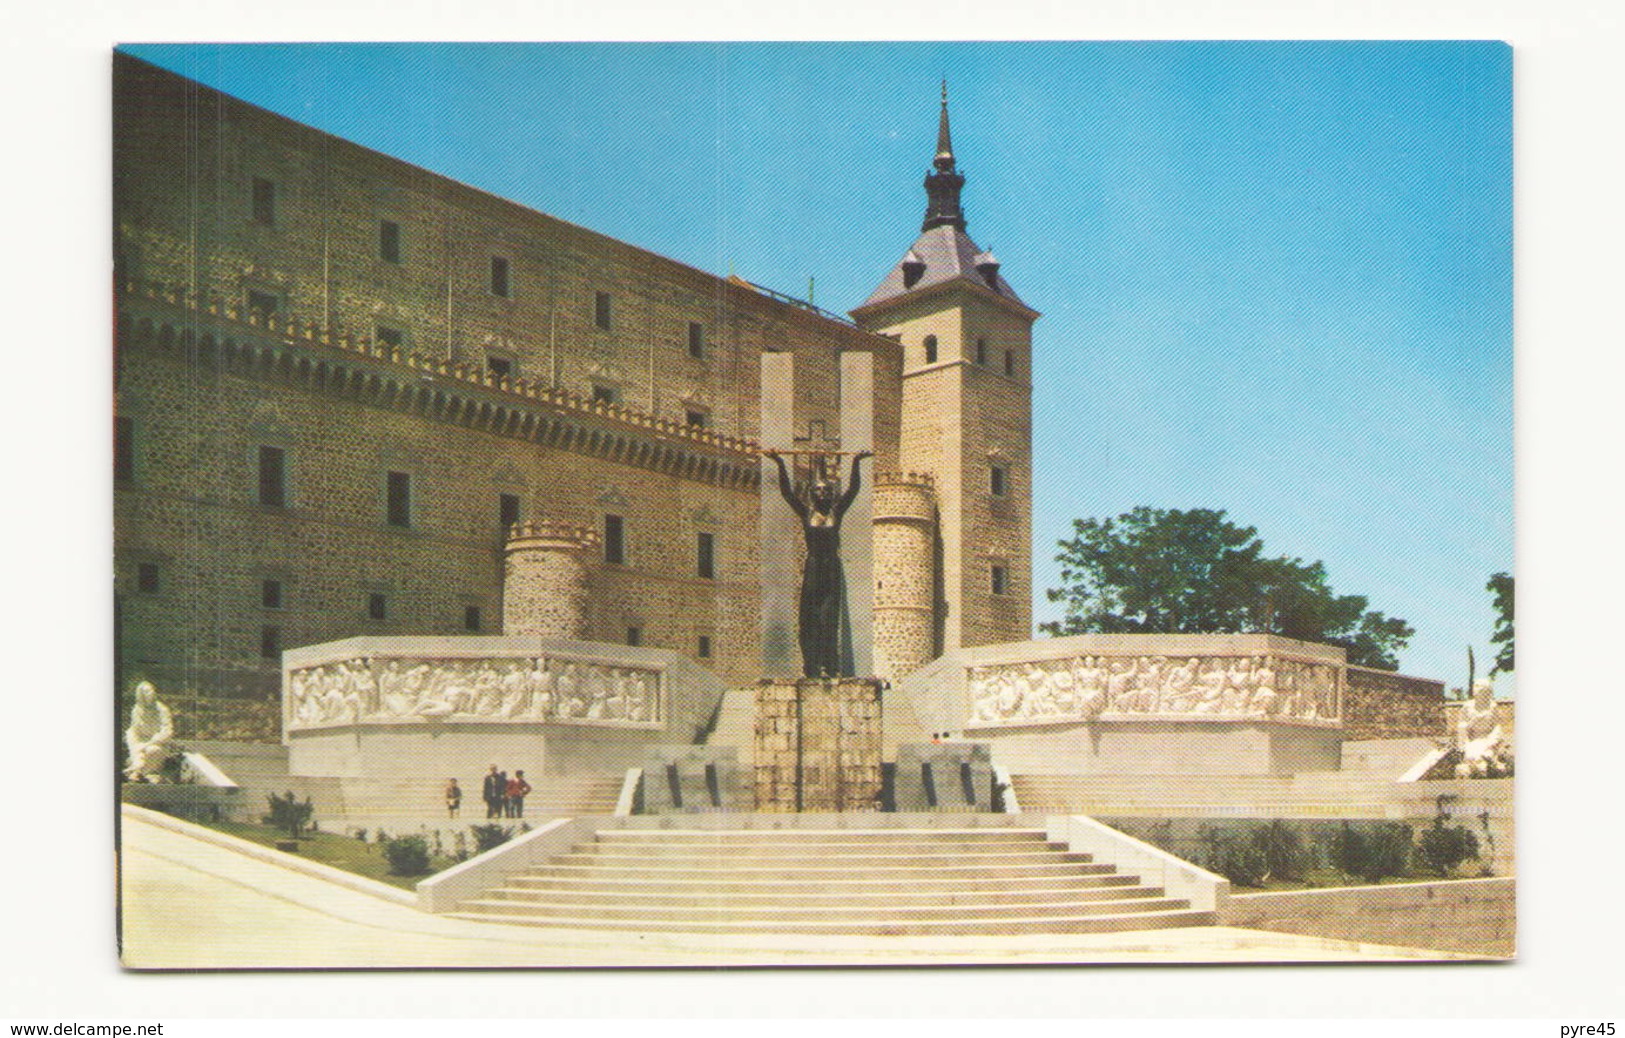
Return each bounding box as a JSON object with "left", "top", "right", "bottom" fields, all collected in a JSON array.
[
  {"left": 444, "top": 907, "right": 1218, "bottom": 936},
  {"left": 461, "top": 892, "right": 1188, "bottom": 922},
  {"left": 446, "top": 825, "right": 1210, "bottom": 937}
]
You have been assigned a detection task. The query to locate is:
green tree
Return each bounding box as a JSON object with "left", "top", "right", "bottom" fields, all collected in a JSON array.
[
  {"left": 1042, "top": 507, "right": 1414, "bottom": 669},
  {"left": 1487, "top": 571, "right": 1514, "bottom": 675}
]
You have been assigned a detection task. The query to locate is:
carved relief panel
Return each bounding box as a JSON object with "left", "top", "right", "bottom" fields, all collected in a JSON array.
[
  {"left": 285, "top": 654, "right": 663, "bottom": 731},
  {"left": 965, "top": 654, "right": 1340, "bottom": 729}
]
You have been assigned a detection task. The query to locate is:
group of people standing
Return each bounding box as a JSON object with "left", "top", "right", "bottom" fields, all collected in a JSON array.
[{"left": 443, "top": 767, "right": 532, "bottom": 819}]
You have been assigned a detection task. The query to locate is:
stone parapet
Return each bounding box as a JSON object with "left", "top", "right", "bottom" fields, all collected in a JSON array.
[
  {"left": 753, "top": 678, "right": 884, "bottom": 812},
  {"left": 1344, "top": 667, "right": 1446, "bottom": 740},
  {"left": 118, "top": 278, "right": 762, "bottom": 458}
]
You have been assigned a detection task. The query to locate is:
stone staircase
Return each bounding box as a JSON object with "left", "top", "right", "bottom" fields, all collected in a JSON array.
[{"left": 446, "top": 826, "right": 1215, "bottom": 935}]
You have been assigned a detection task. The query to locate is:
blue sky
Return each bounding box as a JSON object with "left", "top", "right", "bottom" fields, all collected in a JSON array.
[{"left": 121, "top": 41, "right": 1512, "bottom": 690}]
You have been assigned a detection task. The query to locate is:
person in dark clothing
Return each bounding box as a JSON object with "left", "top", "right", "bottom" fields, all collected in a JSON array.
[{"left": 482, "top": 765, "right": 506, "bottom": 819}]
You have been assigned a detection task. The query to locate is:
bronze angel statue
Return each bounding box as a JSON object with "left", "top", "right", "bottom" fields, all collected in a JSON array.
[{"left": 765, "top": 449, "right": 872, "bottom": 678}]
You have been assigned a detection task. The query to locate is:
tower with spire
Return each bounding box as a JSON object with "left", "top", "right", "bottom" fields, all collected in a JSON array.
[{"left": 852, "top": 85, "right": 1038, "bottom": 661}]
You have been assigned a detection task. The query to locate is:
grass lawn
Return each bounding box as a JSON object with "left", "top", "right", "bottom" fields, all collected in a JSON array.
[{"left": 204, "top": 820, "right": 461, "bottom": 890}]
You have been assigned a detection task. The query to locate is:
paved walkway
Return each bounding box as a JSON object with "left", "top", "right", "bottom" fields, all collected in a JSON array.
[{"left": 118, "top": 806, "right": 1479, "bottom": 969}]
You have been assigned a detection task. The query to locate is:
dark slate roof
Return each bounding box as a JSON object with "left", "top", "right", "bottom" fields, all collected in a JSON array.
[{"left": 856, "top": 224, "right": 1026, "bottom": 311}]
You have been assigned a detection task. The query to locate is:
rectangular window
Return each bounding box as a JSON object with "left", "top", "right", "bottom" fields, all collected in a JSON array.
[
  {"left": 386, "top": 471, "right": 412, "bottom": 528},
  {"left": 464, "top": 606, "right": 482, "bottom": 632},
  {"left": 924, "top": 335, "right": 938, "bottom": 364},
  {"left": 490, "top": 256, "right": 510, "bottom": 297},
  {"left": 592, "top": 384, "right": 619, "bottom": 405},
  {"left": 687, "top": 321, "right": 704, "bottom": 358},
  {"left": 258, "top": 446, "right": 286, "bottom": 507},
  {"left": 260, "top": 625, "right": 281, "bottom": 660},
  {"left": 261, "top": 579, "right": 283, "bottom": 610},
  {"left": 137, "top": 562, "right": 160, "bottom": 594},
  {"left": 976, "top": 338, "right": 988, "bottom": 365},
  {"left": 376, "top": 326, "right": 404, "bottom": 349},
  {"left": 1003, "top": 349, "right": 1015, "bottom": 377},
  {"left": 626, "top": 626, "right": 641, "bottom": 647},
  {"left": 697, "top": 635, "right": 712, "bottom": 659},
  {"left": 114, "top": 416, "right": 134, "bottom": 482},
  {"left": 991, "top": 565, "right": 1008, "bottom": 596},
  {"left": 499, "top": 493, "right": 521, "bottom": 533},
  {"left": 368, "top": 592, "right": 387, "bottom": 621},
  {"left": 251, "top": 177, "right": 275, "bottom": 226},
  {"left": 379, "top": 220, "right": 401, "bottom": 263},
  {"left": 604, "top": 514, "right": 625, "bottom": 565},
  {"left": 990, "top": 464, "right": 1006, "bottom": 498},
  {"left": 594, "top": 291, "right": 612, "bottom": 330},
  {"left": 686, "top": 409, "right": 707, "bottom": 429},
  {"left": 697, "top": 532, "right": 715, "bottom": 579},
  {"left": 246, "top": 290, "right": 279, "bottom": 318},
  {"left": 487, "top": 356, "right": 512, "bottom": 378}
]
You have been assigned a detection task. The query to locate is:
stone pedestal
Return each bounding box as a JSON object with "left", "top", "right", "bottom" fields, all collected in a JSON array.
[{"left": 754, "top": 677, "right": 883, "bottom": 812}]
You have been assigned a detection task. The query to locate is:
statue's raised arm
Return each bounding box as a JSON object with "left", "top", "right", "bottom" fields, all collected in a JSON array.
[{"left": 765, "top": 450, "right": 808, "bottom": 521}]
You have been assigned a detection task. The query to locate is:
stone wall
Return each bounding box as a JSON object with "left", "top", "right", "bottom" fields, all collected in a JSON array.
[
  {"left": 157, "top": 693, "right": 282, "bottom": 744},
  {"left": 754, "top": 678, "right": 884, "bottom": 812},
  {"left": 1344, "top": 667, "right": 1446, "bottom": 739},
  {"left": 1225, "top": 877, "right": 1515, "bottom": 958},
  {"left": 112, "top": 54, "right": 910, "bottom": 723}
]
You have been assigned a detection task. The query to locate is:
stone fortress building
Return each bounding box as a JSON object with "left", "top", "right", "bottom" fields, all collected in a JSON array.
[{"left": 113, "top": 54, "right": 1034, "bottom": 727}]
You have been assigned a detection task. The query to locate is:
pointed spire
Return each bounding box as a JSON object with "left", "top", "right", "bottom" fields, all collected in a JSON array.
[
  {"left": 934, "top": 79, "right": 956, "bottom": 172},
  {"left": 922, "top": 82, "right": 967, "bottom": 233}
]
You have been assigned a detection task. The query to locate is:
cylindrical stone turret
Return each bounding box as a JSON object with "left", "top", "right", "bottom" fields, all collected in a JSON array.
[
  {"left": 501, "top": 519, "right": 600, "bottom": 639},
  {"left": 872, "top": 471, "right": 938, "bottom": 684}
]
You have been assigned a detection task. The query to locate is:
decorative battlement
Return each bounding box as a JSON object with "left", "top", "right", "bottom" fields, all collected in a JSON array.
[
  {"left": 875, "top": 470, "right": 936, "bottom": 489},
  {"left": 504, "top": 519, "right": 603, "bottom": 550},
  {"left": 872, "top": 471, "right": 938, "bottom": 528},
  {"left": 117, "top": 277, "right": 761, "bottom": 457}
]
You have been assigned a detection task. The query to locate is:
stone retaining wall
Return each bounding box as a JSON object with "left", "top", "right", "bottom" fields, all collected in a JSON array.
[
  {"left": 162, "top": 694, "right": 282, "bottom": 743},
  {"left": 1224, "top": 876, "right": 1514, "bottom": 957}
]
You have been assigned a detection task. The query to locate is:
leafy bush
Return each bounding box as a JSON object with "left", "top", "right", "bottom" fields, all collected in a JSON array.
[
  {"left": 383, "top": 835, "right": 432, "bottom": 876},
  {"left": 1330, "top": 822, "right": 1412, "bottom": 884},
  {"left": 1417, "top": 820, "right": 1480, "bottom": 876},
  {"left": 1255, "top": 820, "right": 1308, "bottom": 881},
  {"left": 1198, "top": 821, "right": 1309, "bottom": 888},
  {"left": 470, "top": 823, "right": 514, "bottom": 853},
  {"left": 1200, "top": 826, "right": 1270, "bottom": 887},
  {"left": 264, "top": 791, "right": 314, "bottom": 840}
]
